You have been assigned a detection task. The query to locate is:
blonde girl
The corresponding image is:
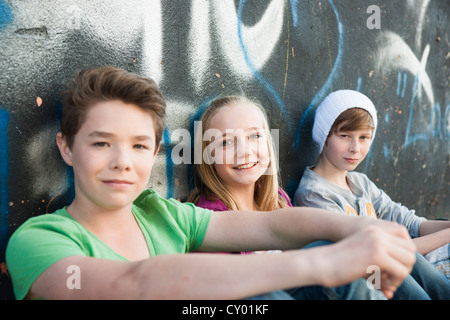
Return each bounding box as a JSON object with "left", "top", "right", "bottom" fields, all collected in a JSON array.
[{"left": 188, "top": 96, "right": 291, "bottom": 214}]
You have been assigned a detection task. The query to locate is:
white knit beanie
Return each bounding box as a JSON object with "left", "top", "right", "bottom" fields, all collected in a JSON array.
[{"left": 312, "top": 90, "right": 378, "bottom": 153}]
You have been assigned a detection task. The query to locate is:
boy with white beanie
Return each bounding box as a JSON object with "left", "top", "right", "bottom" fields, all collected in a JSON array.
[{"left": 294, "top": 90, "right": 450, "bottom": 299}]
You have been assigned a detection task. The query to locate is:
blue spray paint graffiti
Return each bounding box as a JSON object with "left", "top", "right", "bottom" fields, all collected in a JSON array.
[
  {"left": 293, "top": 0, "right": 344, "bottom": 150},
  {"left": 405, "top": 74, "right": 429, "bottom": 147},
  {"left": 430, "top": 103, "right": 443, "bottom": 141},
  {"left": 163, "top": 128, "right": 174, "bottom": 199},
  {"left": 237, "top": 0, "right": 294, "bottom": 133},
  {"left": 0, "top": 0, "right": 12, "bottom": 30},
  {"left": 397, "top": 72, "right": 408, "bottom": 98},
  {"left": 0, "top": 109, "right": 9, "bottom": 250},
  {"left": 356, "top": 76, "right": 363, "bottom": 92},
  {"left": 289, "top": 0, "right": 300, "bottom": 28},
  {"left": 446, "top": 104, "right": 450, "bottom": 141}
]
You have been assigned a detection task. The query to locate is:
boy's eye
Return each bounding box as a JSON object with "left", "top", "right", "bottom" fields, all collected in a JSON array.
[
  {"left": 360, "top": 133, "right": 373, "bottom": 140},
  {"left": 134, "top": 144, "right": 148, "bottom": 150},
  {"left": 93, "top": 142, "right": 108, "bottom": 147}
]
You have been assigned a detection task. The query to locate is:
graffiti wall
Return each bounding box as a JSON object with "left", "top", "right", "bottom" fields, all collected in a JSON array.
[{"left": 0, "top": 0, "right": 448, "bottom": 299}]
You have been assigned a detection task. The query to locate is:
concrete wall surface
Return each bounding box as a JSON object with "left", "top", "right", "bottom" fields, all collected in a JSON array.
[{"left": 0, "top": 0, "right": 448, "bottom": 299}]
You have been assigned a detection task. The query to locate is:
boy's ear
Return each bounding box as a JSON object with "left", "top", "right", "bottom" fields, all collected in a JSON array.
[
  {"left": 153, "top": 143, "right": 161, "bottom": 157},
  {"left": 56, "top": 132, "right": 73, "bottom": 167}
]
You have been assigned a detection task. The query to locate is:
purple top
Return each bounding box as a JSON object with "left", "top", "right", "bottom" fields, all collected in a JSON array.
[
  {"left": 196, "top": 188, "right": 292, "bottom": 211},
  {"left": 194, "top": 188, "right": 292, "bottom": 255}
]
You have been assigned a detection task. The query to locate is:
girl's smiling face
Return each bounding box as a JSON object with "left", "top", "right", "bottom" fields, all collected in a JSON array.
[
  {"left": 58, "top": 100, "right": 158, "bottom": 212},
  {"left": 207, "top": 102, "right": 271, "bottom": 190}
]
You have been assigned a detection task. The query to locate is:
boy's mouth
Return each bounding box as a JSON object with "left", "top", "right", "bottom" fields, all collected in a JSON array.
[
  {"left": 233, "top": 162, "right": 258, "bottom": 170},
  {"left": 344, "top": 158, "right": 359, "bottom": 164},
  {"left": 102, "top": 179, "right": 134, "bottom": 187}
]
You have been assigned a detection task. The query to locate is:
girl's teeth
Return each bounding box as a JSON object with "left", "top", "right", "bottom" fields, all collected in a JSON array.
[{"left": 235, "top": 163, "right": 256, "bottom": 169}]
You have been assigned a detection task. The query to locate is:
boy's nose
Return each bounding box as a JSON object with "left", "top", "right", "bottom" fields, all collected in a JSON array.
[
  {"left": 111, "top": 148, "right": 132, "bottom": 171},
  {"left": 349, "top": 139, "right": 361, "bottom": 152}
]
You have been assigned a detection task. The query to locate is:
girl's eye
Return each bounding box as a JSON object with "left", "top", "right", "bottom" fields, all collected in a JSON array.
[
  {"left": 249, "top": 133, "right": 261, "bottom": 140},
  {"left": 222, "top": 139, "right": 233, "bottom": 147}
]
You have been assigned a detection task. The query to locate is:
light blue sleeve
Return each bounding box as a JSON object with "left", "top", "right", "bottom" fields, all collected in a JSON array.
[
  {"left": 363, "top": 176, "right": 426, "bottom": 238},
  {"left": 294, "top": 170, "right": 348, "bottom": 215},
  {"left": 295, "top": 188, "right": 348, "bottom": 215}
]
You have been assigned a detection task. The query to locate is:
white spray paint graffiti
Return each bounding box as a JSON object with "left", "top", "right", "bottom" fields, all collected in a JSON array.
[{"left": 189, "top": 0, "right": 285, "bottom": 91}]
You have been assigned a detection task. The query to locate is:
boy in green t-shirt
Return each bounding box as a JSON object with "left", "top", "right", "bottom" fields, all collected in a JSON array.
[{"left": 6, "top": 66, "right": 416, "bottom": 300}]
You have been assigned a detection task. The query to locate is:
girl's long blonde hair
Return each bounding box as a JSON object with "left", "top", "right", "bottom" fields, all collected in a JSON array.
[{"left": 187, "top": 96, "right": 290, "bottom": 211}]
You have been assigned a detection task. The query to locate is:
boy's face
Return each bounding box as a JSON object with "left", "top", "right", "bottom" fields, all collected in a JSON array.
[
  {"left": 322, "top": 127, "right": 373, "bottom": 173},
  {"left": 57, "top": 100, "right": 159, "bottom": 211}
]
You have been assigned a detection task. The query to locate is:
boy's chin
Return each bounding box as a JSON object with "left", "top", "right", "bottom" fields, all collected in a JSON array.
[{"left": 102, "top": 196, "right": 140, "bottom": 210}]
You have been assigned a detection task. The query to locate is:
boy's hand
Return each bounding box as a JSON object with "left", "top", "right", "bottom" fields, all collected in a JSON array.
[{"left": 312, "top": 223, "right": 416, "bottom": 299}]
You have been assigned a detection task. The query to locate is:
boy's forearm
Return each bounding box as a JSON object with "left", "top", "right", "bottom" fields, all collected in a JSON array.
[
  {"left": 202, "top": 207, "right": 363, "bottom": 252},
  {"left": 33, "top": 253, "right": 311, "bottom": 299},
  {"left": 268, "top": 207, "right": 365, "bottom": 249},
  {"left": 419, "top": 220, "right": 450, "bottom": 236},
  {"left": 123, "top": 252, "right": 317, "bottom": 299},
  {"left": 414, "top": 228, "right": 450, "bottom": 255},
  {"left": 415, "top": 220, "right": 450, "bottom": 255}
]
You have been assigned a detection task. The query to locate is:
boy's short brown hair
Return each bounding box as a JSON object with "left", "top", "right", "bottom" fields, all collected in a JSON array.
[
  {"left": 329, "top": 107, "right": 375, "bottom": 137},
  {"left": 61, "top": 66, "right": 166, "bottom": 151}
]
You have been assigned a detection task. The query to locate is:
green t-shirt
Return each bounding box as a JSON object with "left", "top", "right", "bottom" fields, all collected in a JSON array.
[{"left": 6, "top": 189, "right": 213, "bottom": 299}]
